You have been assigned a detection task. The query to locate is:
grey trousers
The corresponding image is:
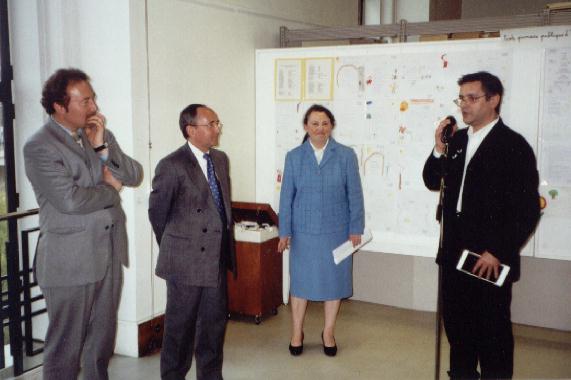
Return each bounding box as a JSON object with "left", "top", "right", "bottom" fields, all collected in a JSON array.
[
  {"left": 161, "top": 272, "right": 228, "bottom": 380},
  {"left": 41, "top": 257, "right": 123, "bottom": 380}
]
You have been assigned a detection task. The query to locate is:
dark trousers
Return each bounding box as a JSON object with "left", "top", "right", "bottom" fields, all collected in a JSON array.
[
  {"left": 41, "top": 257, "right": 123, "bottom": 380},
  {"left": 161, "top": 272, "right": 228, "bottom": 380},
  {"left": 442, "top": 267, "right": 514, "bottom": 380}
]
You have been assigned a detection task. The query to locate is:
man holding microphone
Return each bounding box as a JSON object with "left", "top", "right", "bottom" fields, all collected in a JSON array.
[{"left": 423, "top": 71, "right": 540, "bottom": 379}]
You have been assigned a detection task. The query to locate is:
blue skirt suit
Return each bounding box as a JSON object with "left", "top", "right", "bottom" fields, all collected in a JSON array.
[{"left": 279, "top": 138, "right": 365, "bottom": 301}]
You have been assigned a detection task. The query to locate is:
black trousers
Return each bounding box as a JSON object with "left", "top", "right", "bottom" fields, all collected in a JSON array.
[
  {"left": 442, "top": 267, "right": 514, "bottom": 380},
  {"left": 160, "top": 270, "right": 228, "bottom": 380}
]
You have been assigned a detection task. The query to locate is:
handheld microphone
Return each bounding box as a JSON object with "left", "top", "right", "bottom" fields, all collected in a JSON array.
[{"left": 441, "top": 115, "right": 457, "bottom": 144}]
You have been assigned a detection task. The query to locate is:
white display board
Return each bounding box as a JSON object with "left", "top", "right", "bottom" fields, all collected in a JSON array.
[{"left": 256, "top": 26, "right": 571, "bottom": 260}]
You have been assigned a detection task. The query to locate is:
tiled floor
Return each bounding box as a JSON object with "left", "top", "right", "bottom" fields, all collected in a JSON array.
[{"left": 12, "top": 300, "right": 571, "bottom": 379}]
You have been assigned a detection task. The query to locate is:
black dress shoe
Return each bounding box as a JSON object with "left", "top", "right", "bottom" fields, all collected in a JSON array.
[
  {"left": 321, "top": 332, "right": 337, "bottom": 357},
  {"left": 289, "top": 332, "right": 304, "bottom": 356}
]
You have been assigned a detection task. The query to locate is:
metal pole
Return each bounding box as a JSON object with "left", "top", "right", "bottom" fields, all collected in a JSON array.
[
  {"left": 0, "top": 0, "right": 24, "bottom": 375},
  {"left": 434, "top": 140, "right": 449, "bottom": 380},
  {"left": 435, "top": 265, "right": 443, "bottom": 380}
]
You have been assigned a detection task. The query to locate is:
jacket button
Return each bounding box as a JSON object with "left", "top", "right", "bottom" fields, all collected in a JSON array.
[
  {"left": 201, "top": 247, "right": 205, "bottom": 252},
  {"left": 105, "top": 225, "right": 110, "bottom": 230},
  {"left": 202, "top": 228, "right": 207, "bottom": 233}
]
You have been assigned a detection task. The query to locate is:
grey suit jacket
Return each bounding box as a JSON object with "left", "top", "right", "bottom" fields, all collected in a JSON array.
[
  {"left": 148, "top": 144, "right": 235, "bottom": 288},
  {"left": 23, "top": 119, "right": 143, "bottom": 287}
]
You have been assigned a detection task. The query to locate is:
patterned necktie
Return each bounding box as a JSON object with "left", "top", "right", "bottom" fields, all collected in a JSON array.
[
  {"left": 71, "top": 132, "right": 83, "bottom": 148},
  {"left": 203, "top": 153, "right": 225, "bottom": 218}
]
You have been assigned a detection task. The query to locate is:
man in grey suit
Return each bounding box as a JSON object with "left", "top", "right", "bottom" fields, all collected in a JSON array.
[
  {"left": 149, "top": 104, "right": 235, "bottom": 380},
  {"left": 23, "top": 68, "right": 143, "bottom": 380}
]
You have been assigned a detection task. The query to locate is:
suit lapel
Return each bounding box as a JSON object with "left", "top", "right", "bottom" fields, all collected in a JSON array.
[
  {"left": 301, "top": 140, "right": 319, "bottom": 168},
  {"left": 319, "top": 138, "right": 337, "bottom": 168},
  {"left": 450, "top": 131, "right": 468, "bottom": 163},
  {"left": 46, "top": 120, "right": 86, "bottom": 158},
  {"left": 180, "top": 144, "right": 231, "bottom": 224},
  {"left": 180, "top": 145, "right": 222, "bottom": 216},
  {"left": 181, "top": 144, "right": 211, "bottom": 193},
  {"left": 466, "top": 120, "right": 502, "bottom": 171},
  {"left": 80, "top": 133, "right": 106, "bottom": 183},
  {"left": 46, "top": 120, "right": 100, "bottom": 185}
]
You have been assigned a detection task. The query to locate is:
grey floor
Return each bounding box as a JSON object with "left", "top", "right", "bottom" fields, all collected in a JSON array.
[{"left": 14, "top": 300, "right": 571, "bottom": 379}]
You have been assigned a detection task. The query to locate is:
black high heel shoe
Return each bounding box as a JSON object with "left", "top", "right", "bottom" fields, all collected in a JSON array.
[
  {"left": 321, "top": 332, "right": 337, "bottom": 357},
  {"left": 289, "top": 332, "right": 304, "bottom": 356}
]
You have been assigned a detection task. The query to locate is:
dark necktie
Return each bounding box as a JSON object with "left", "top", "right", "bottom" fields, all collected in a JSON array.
[{"left": 203, "top": 153, "right": 225, "bottom": 218}]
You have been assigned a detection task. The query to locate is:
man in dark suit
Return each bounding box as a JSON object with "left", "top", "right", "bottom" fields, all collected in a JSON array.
[
  {"left": 148, "top": 104, "right": 235, "bottom": 380},
  {"left": 423, "top": 71, "right": 540, "bottom": 379},
  {"left": 24, "top": 68, "right": 143, "bottom": 380}
]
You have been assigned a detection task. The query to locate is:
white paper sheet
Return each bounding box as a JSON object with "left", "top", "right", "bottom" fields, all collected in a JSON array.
[{"left": 332, "top": 229, "right": 373, "bottom": 265}]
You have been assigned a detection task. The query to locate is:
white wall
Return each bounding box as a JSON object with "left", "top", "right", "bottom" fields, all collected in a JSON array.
[{"left": 10, "top": 0, "right": 151, "bottom": 356}]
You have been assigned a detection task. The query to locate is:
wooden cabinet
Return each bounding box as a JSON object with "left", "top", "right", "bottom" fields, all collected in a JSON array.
[{"left": 228, "top": 202, "right": 282, "bottom": 323}]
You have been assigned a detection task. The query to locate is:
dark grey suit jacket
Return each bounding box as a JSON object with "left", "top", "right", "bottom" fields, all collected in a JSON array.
[
  {"left": 149, "top": 144, "right": 236, "bottom": 287},
  {"left": 23, "top": 119, "right": 143, "bottom": 287}
]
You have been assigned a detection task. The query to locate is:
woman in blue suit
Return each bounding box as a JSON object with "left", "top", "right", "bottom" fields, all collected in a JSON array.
[{"left": 277, "top": 104, "right": 365, "bottom": 357}]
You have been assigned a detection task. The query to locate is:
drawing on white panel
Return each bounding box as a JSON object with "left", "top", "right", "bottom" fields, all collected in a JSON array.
[
  {"left": 397, "top": 125, "right": 413, "bottom": 144},
  {"left": 336, "top": 63, "right": 365, "bottom": 93},
  {"left": 362, "top": 150, "right": 385, "bottom": 177},
  {"left": 441, "top": 54, "right": 448, "bottom": 68},
  {"left": 410, "top": 98, "right": 434, "bottom": 105}
]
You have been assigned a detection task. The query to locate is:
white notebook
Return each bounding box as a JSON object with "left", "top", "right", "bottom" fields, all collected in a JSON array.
[{"left": 332, "top": 229, "right": 373, "bottom": 265}]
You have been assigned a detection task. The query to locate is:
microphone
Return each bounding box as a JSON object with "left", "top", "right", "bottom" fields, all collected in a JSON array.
[{"left": 441, "top": 115, "right": 457, "bottom": 144}]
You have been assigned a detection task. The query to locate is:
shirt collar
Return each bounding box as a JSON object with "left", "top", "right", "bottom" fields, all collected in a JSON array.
[
  {"left": 308, "top": 138, "right": 329, "bottom": 152},
  {"left": 51, "top": 116, "right": 79, "bottom": 137},
  {"left": 187, "top": 141, "right": 209, "bottom": 159},
  {"left": 468, "top": 117, "right": 499, "bottom": 138}
]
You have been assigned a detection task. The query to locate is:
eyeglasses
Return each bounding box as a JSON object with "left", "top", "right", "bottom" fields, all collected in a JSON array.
[
  {"left": 453, "top": 94, "right": 488, "bottom": 106},
  {"left": 189, "top": 120, "right": 223, "bottom": 130}
]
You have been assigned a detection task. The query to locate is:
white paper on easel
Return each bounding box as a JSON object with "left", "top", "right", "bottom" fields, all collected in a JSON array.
[{"left": 332, "top": 229, "right": 373, "bottom": 265}]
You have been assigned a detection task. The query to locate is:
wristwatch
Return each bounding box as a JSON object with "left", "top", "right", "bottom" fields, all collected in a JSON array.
[{"left": 94, "top": 142, "right": 108, "bottom": 152}]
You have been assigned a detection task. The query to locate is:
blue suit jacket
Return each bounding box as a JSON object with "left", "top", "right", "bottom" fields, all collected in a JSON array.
[{"left": 279, "top": 138, "right": 365, "bottom": 237}]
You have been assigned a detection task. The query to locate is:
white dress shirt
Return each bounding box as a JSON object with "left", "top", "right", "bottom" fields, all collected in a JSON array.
[
  {"left": 309, "top": 139, "right": 329, "bottom": 165},
  {"left": 187, "top": 141, "right": 210, "bottom": 180},
  {"left": 457, "top": 118, "right": 498, "bottom": 211}
]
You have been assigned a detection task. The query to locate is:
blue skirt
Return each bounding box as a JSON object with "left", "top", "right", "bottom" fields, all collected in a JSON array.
[{"left": 289, "top": 230, "right": 352, "bottom": 301}]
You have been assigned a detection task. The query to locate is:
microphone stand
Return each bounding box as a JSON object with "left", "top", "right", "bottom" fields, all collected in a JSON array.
[{"left": 434, "top": 140, "right": 449, "bottom": 380}]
